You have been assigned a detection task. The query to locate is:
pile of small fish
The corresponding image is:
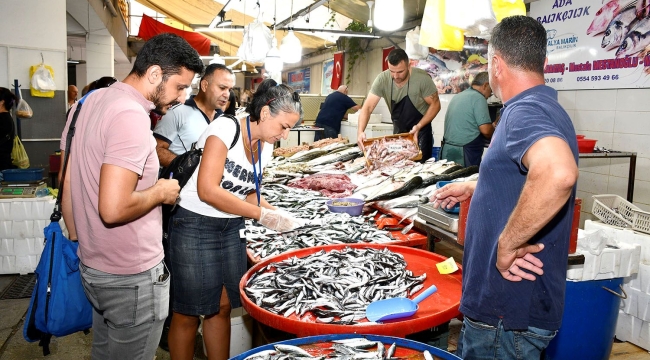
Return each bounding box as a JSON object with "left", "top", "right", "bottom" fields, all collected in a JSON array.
[
  {"left": 243, "top": 339, "right": 438, "bottom": 360},
  {"left": 364, "top": 137, "right": 420, "bottom": 171},
  {"left": 244, "top": 247, "right": 427, "bottom": 324},
  {"left": 245, "top": 185, "right": 394, "bottom": 260},
  {"left": 310, "top": 135, "right": 349, "bottom": 149}
]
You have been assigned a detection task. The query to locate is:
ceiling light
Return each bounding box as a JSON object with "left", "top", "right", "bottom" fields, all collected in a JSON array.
[
  {"left": 265, "top": 38, "right": 283, "bottom": 73},
  {"left": 67, "top": 59, "right": 86, "bottom": 64},
  {"left": 366, "top": 1, "right": 374, "bottom": 29},
  {"left": 217, "top": 19, "right": 233, "bottom": 27},
  {"left": 375, "top": 0, "right": 404, "bottom": 31},
  {"left": 280, "top": 30, "right": 302, "bottom": 63},
  {"left": 242, "top": 63, "right": 247, "bottom": 72}
]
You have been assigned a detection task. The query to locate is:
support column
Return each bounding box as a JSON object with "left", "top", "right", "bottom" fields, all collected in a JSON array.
[{"left": 85, "top": 34, "right": 114, "bottom": 85}]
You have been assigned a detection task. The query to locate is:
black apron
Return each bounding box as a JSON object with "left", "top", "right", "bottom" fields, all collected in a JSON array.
[
  {"left": 391, "top": 79, "right": 433, "bottom": 162},
  {"left": 441, "top": 134, "right": 487, "bottom": 167}
]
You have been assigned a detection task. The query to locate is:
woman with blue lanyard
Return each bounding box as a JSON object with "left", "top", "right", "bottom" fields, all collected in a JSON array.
[{"left": 167, "top": 79, "right": 303, "bottom": 360}]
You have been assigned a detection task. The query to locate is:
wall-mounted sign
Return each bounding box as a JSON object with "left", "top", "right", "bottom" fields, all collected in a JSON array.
[
  {"left": 321, "top": 59, "right": 334, "bottom": 95},
  {"left": 530, "top": 0, "right": 650, "bottom": 90},
  {"left": 287, "top": 67, "right": 311, "bottom": 94}
]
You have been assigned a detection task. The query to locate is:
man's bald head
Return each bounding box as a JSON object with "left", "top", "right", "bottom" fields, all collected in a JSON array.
[{"left": 337, "top": 85, "right": 348, "bottom": 94}]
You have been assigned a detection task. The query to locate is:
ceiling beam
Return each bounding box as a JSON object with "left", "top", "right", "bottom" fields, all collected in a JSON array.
[{"left": 275, "top": 0, "right": 329, "bottom": 28}]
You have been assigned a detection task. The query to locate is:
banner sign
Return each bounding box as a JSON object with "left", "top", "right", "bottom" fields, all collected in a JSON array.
[
  {"left": 530, "top": 0, "right": 650, "bottom": 90},
  {"left": 321, "top": 59, "right": 334, "bottom": 95},
  {"left": 287, "top": 67, "right": 311, "bottom": 94},
  {"left": 412, "top": 38, "right": 489, "bottom": 94}
]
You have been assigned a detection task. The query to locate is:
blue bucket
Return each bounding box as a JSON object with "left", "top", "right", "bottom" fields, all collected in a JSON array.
[
  {"left": 432, "top": 146, "right": 441, "bottom": 161},
  {"left": 545, "top": 277, "right": 624, "bottom": 360},
  {"left": 230, "top": 334, "right": 461, "bottom": 360}
]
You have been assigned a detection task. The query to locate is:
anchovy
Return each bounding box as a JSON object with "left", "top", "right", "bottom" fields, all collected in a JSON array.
[{"left": 244, "top": 247, "right": 427, "bottom": 324}]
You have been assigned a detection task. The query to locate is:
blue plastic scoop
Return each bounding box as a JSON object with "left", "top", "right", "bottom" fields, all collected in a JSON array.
[{"left": 366, "top": 284, "right": 438, "bottom": 322}]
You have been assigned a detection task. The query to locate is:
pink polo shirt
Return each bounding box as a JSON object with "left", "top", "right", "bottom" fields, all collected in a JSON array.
[{"left": 61, "top": 82, "right": 162, "bottom": 275}]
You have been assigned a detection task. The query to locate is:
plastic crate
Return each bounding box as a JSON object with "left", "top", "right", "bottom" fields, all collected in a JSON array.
[
  {"left": 1, "top": 168, "right": 44, "bottom": 182},
  {"left": 591, "top": 194, "right": 641, "bottom": 228},
  {"left": 632, "top": 209, "right": 650, "bottom": 235}
]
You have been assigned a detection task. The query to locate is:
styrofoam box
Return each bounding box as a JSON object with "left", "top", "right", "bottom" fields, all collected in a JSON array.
[
  {"left": 585, "top": 220, "right": 650, "bottom": 263},
  {"left": 347, "top": 113, "right": 382, "bottom": 125},
  {"left": 621, "top": 284, "right": 650, "bottom": 322},
  {"left": 566, "top": 242, "right": 640, "bottom": 281},
  {"left": 625, "top": 263, "right": 650, "bottom": 294},
  {"left": 0, "top": 197, "right": 55, "bottom": 274},
  {"left": 616, "top": 310, "right": 650, "bottom": 351}
]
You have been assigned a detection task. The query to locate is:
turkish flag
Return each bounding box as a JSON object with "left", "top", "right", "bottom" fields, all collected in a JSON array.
[
  {"left": 331, "top": 51, "right": 344, "bottom": 90},
  {"left": 382, "top": 46, "right": 395, "bottom": 71}
]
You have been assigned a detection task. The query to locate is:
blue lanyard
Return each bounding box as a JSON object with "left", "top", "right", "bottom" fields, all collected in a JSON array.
[{"left": 246, "top": 116, "right": 262, "bottom": 206}]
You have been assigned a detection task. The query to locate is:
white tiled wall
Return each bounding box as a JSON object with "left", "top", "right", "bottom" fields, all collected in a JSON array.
[{"left": 560, "top": 88, "right": 650, "bottom": 225}]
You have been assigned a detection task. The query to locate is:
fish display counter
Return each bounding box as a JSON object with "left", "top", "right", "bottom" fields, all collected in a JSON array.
[{"left": 239, "top": 244, "right": 462, "bottom": 338}]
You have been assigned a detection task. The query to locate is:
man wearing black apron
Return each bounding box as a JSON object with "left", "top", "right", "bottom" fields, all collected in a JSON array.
[
  {"left": 356, "top": 49, "right": 440, "bottom": 162},
  {"left": 440, "top": 71, "right": 494, "bottom": 167}
]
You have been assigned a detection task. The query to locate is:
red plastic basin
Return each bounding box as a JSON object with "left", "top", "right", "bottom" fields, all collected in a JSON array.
[
  {"left": 239, "top": 244, "right": 462, "bottom": 338},
  {"left": 576, "top": 134, "right": 585, "bottom": 139},
  {"left": 577, "top": 138, "right": 597, "bottom": 153}
]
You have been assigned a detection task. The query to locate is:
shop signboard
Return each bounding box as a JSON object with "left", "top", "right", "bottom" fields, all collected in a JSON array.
[
  {"left": 322, "top": 59, "right": 334, "bottom": 95},
  {"left": 530, "top": 0, "right": 650, "bottom": 90},
  {"left": 287, "top": 67, "right": 311, "bottom": 94},
  {"left": 411, "top": 38, "right": 489, "bottom": 94}
]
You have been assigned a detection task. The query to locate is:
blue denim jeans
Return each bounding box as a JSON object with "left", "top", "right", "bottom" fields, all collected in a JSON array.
[
  {"left": 80, "top": 261, "right": 168, "bottom": 360},
  {"left": 168, "top": 206, "right": 246, "bottom": 315},
  {"left": 313, "top": 123, "right": 339, "bottom": 142},
  {"left": 456, "top": 316, "right": 556, "bottom": 360}
]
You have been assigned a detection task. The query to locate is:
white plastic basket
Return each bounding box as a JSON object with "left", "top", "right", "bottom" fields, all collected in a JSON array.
[
  {"left": 591, "top": 194, "right": 640, "bottom": 228},
  {"left": 631, "top": 208, "right": 650, "bottom": 235}
]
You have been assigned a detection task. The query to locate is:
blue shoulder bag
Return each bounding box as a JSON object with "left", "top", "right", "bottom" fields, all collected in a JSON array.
[{"left": 23, "top": 92, "right": 94, "bottom": 355}]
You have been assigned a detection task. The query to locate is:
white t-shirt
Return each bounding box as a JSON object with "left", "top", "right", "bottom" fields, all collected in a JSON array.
[{"left": 179, "top": 115, "right": 273, "bottom": 218}]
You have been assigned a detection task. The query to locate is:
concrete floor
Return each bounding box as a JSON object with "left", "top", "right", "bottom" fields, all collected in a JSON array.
[{"left": 1, "top": 273, "right": 650, "bottom": 360}]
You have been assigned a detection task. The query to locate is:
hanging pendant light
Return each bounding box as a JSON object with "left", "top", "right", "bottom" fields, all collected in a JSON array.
[
  {"left": 265, "top": 37, "right": 283, "bottom": 73},
  {"left": 280, "top": 30, "right": 302, "bottom": 63},
  {"left": 375, "top": 0, "right": 404, "bottom": 31},
  {"left": 280, "top": 1, "right": 302, "bottom": 64}
]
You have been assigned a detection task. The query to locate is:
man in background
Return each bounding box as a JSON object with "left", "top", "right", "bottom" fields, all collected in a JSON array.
[
  {"left": 314, "top": 85, "right": 360, "bottom": 141},
  {"left": 440, "top": 71, "right": 494, "bottom": 166},
  {"left": 356, "top": 48, "right": 440, "bottom": 161},
  {"left": 154, "top": 63, "right": 234, "bottom": 167},
  {"left": 60, "top": 33, "right": 204, "bottom": 359},
  {"left": 431, "top": 15, "right": 579, "bottom": 359},
  {"left": 67, "top": 85, "right": 78, "bottom": 109}
]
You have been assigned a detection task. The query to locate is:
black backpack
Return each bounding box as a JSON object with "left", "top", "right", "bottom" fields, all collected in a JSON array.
[{"left": 159, "top": 114, "right": 240, "bottom": 188}]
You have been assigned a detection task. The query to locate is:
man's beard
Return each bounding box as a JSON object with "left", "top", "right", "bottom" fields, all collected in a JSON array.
[{"left": 150, "top": 81, "right": 180, "bottom": 114}]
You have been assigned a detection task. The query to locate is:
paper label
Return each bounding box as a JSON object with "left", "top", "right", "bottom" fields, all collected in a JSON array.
[
  {"left": 436, "top": 257, "right": 459, "bottom": 274},
  {"left": 388, "top": 144, "right": 405, "bottom": 152}
]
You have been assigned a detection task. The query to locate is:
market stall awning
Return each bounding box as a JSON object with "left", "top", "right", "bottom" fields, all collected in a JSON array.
[{"left": 137, "top": 14, "right": 211, "bottom": 55}]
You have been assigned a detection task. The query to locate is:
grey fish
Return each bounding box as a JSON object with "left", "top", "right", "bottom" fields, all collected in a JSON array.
[
  {"left": 602, "top": 3, "right": 640, "bottom": 50},
  {"left": 616, "top": 16, "right": 650, "bottom": 56}
]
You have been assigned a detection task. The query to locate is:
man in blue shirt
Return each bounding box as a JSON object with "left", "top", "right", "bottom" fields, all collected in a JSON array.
[
  {"left": 431, "top": 15, "right": 579, "bottom": 359},
  {"left": 314, "top": 85, "right": 360, "bottom": 141}
]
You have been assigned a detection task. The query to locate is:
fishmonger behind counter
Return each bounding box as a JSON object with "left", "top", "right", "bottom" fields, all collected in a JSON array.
[
  {"left": 356, "top": 49, "right": 441, "bottom": 162},
  {"left": 440, "top": 72, "right": 495, "bottom": 167}
]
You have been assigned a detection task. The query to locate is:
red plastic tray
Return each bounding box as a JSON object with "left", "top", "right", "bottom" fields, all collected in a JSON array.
[{"left": 239, "top": 243, "right": 462, "bottom": 338}]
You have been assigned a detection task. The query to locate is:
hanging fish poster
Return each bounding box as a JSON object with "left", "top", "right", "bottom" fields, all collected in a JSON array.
[
  {"left": 530, "top": 0, "right": 650, "bottom": 90},
  {"left": 411, "top": 37, "right": 489, "bottom": 94}
]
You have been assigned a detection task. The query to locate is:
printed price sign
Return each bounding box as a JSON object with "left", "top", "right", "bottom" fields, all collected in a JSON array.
[{"left": 436, "top": 257, "right": 459, "bottom": 274}]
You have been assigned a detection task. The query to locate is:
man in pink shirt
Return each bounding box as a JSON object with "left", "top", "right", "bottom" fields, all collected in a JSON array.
[{"left": 60, "top": 33, "right": 203, "bottom": 359}]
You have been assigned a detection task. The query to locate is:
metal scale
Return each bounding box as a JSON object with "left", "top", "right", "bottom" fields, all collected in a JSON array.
[
  {"left": 418, "top": 203, "right": 459, "bottom": 233},
  {"left": 0, "top": 180, "right": 47, "bottom": 198}
]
